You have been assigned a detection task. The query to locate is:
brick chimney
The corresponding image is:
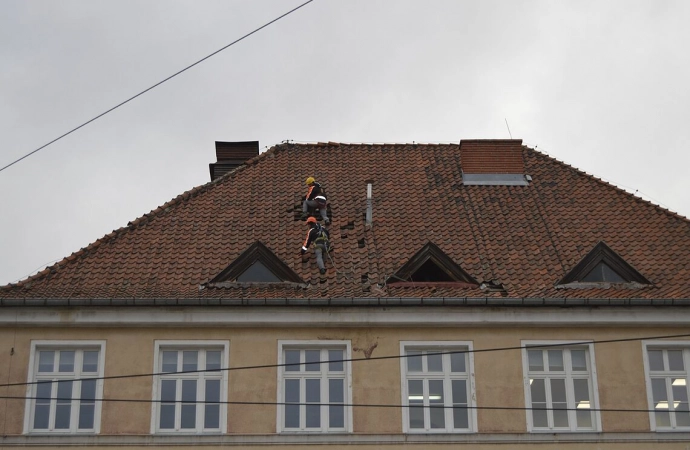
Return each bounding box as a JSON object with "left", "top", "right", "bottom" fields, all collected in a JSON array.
[{"left": 209, "top": 141, "right": 259, "bottom": 181}]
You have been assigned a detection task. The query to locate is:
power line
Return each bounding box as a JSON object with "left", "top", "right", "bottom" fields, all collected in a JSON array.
[
  {"left": 0, "top": 0, "right": 315, "bottom": 174},
  {"left": 0, "top": 395, "right": 668, "bottom": 414},
  {"left": 3, "top": 332, "right": 690, "bottom": 389}
]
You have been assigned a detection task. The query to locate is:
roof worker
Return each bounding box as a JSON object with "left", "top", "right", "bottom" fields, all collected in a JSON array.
[
  {"left": 301, "top": 217, "right": 331, "bottom": 275},
  {"left": 301, "top": 176, "right": 330, "bottom": 224}
]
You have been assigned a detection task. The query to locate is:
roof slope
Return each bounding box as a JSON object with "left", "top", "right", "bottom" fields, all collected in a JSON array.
[{"left": 2, "top": 141, "right": 690, "bottom": 300}]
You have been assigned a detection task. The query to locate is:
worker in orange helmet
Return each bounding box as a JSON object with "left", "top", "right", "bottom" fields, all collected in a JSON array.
[
  {"left": 301, "top": 217, "right": 331, "bottom": 274},
  {"left": 301, "top": 176, "right": 330, "bottom": 224}
]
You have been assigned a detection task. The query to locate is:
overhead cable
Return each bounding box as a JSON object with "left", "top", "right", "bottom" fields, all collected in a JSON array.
[{"left": 0, "top": 0, "right": 315, "bottom": 174}]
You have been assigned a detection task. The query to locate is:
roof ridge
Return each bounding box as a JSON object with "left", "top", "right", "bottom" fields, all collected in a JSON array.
[
  {"left": 0, "top": 145, "right": 284, "bottom": 289},
  {"left": 526, "top": 145, "right": 690, "bottom": 225}
]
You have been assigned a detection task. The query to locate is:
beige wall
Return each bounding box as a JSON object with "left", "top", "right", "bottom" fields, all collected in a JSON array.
[{"left": 0, "top": 324, "right": 688, "bottom": 438}]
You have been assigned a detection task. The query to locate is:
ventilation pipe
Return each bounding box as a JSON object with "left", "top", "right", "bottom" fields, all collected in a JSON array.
[{"left": 366, "top": 182, "right": 373, "bottom": 226}]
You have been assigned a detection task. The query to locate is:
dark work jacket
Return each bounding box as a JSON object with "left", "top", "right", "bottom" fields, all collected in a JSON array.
[{"left": 302, "top": 224, "right": 330, "bottom": 251}]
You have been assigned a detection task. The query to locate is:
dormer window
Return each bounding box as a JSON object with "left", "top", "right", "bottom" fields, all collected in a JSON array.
[
  {"left": 389, "top": 242, "right": 478, "bottom": 287},
  {"left": 206, "top": 241, "right": 304, "bottom": 287},
  {"left": 557, "top": 242, "right": 651, "bottom": 289},
  {"left": 236, "top": 261, "right": 282, "bottom": 283}
]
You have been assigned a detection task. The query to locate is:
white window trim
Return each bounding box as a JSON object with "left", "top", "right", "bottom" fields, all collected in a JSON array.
[
  {"left": 399, "top": 340, "right": 477, "bottom": 433},
  {"left": 642, "top": 340, "right": 690, "bottom": 432},
  {"left": 521, "top": 340, "right": 602, "bottom": 433},
  {"left": 150, "top": 340, "right": 229, "bottom": 434},
  {"left": 276, "top": 340, "right": 353, "bottom": 433},
  {"left": 23, "top": 340, "right": 106, "bottom": 435}
]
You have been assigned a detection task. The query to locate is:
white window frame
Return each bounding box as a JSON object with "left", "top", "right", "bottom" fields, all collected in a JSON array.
[
  {"left": 276, "top": 340, "right": 353, "bottom": 433},
  {"left": 521, "top": 340, "right": 602, "bottom": 432},
  {"left": 150, "top": 340, "right": 229, "bottom": 434},
  {"left": 399, "top": 341, "right": 477, "bottom": 433},
  {"left": 642, "top": 340, "right": 690, "bottom": 432},
  {"left": 23, "top": 340, "right": 106, "bottom": 434}
]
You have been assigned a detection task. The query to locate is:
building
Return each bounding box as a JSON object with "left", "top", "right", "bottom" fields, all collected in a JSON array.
[{"left": 1, "top": 139, "right": 689, "bottom": 449}]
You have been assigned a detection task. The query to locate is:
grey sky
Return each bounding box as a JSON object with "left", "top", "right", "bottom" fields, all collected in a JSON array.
[{"left": 1, "top": 0, "right": 689, "bottom": 285}]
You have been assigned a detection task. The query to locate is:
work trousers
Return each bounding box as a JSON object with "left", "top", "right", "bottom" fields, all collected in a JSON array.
[
  {"left": 314, "top": 245, "right": 327, "bottom": 270},
  {"left": 303, "top": 199, "right": 328, "bottom": 221}
]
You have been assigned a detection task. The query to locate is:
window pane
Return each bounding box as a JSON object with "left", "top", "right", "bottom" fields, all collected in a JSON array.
[
  {"left": 428, "top": 380, "right": 445, "bottom": 429},
  {"left": 83, "top": 351, "right": 99, "bottom": 372},
  {"left": 672, "top": 381, "right": 690, "bottom": 427},
  {"left": 33, "top": 382, "right": 52, "bottom": 429},
  {"left": 530, "top": 379, "right": 548, "bottom": 428},
  {"left": 205, "top": 380, "right": 220, "bottom": 402},
  {"left": 407, "top": 351, "right": 423, "bottom": 372},
  {"left": 427, "top": 353, "right": 443, "bottom": 372},
  {"left": 548, "top": 350, "right": 564, "bottom": 371},
  {"left": 38, "top": 351, "right": 55, "bottom": 373},
  {"left": 328, "top": 350, "right": 343, "bottom": 371},
  {"left": 652, "top": 378, "right": 670, "bottom": 427},
  {"left": 236, "top": 260, "right": 281, "bottom": 282},
  {"left": 408, "top": 380, "right": 424, "bottom": 429},
  {"left": 161, "top": 379, "right": 176, "bottom": 402},
  {"left": 78, "top": 404, "right": 95, "bottom": 429},
  {"left": 574, "top": 378, "right": 592, "bottom": 429},
  {"left": 182, "top": 380, "right": 197, "bottom": 402},
  {"left": 528, "top": 350, "right": 544, "bottom": 371},
  {"left": 668, "top": 350, "right": 684, "bottom": 371},
  {"left": 160, "top": 404, "right": 175, "bottom": 429},
  {"left": 452, "top": 379, "right": 467, "bottom": 405},
  {"left": 205, "top": 405, "right": 220, "bottom": 429},
  {"left": 551, "top": 379, "right": 569, "bottom": 428},
  {"left": 183, "top": 351, "right": 198, "bottom": 372},
  {"left": 329, "top": 379, "right": 344, "bottom": 403},
  {"left": 306, "top": 379, "right": 320, "bottom": 428},
  {"left": 648, "top": 350, "right": 664, "bottom": 371},
  {"left": 206, "top": 351, "right": 221, "bottom": 371},
  {"left": 329, "top": 404, "right": 344, "bottom": 428},
  {"left": 305, "top": 350, "right": 320, "bottom": 371},
  {"left": 571, "top": 350, "right": 587, "bottom": 371},
  {"left": 162, "top": 351, "right": 178, "bottom": 373},
  {"left": 181, "top": 404, "right": 196, "bottom": 429},
  {"left": 55, "top": 380, "right": 73, "bottom": 429},
  {"left": 450, "top": 351, "right": 466, "bottom": 373},
  {"left": 81, "top": 379, "right": 97, "bottom": 400},
  {"left": 453, "top": 407, "right": 469, "bottom": 429},
  {"left": 284, "top": 379, "right": 299, "bottom": 428},
  {"left": 285, "top": 350, "right": 300, "bottom": 372},
  {"left": 59, "top": 351, "right": 75, "bottom": 372}
]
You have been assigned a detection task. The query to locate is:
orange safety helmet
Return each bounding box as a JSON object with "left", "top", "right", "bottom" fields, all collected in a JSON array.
[{"left": 306, "top": 217, "right": 317, "bottom": 225}]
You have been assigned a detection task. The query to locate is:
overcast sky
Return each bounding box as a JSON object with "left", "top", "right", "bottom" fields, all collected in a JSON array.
[{"left": 1, "top": 0, "right": 689, "bottom": 285}]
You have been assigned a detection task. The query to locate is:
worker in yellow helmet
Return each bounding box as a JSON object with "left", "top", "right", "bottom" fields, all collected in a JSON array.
[{"left": 301, "top": 176, "right": 330, "bottom": 224}]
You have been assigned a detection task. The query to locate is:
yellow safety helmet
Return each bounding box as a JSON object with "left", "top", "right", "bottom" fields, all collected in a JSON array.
[{"left": 305, "top": 176, "right": 315, "bottom": 185}]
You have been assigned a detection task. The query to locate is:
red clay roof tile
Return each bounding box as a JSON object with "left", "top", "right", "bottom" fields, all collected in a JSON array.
[{"left": 1, "top": 141, "right": 689, "bottom": 301}]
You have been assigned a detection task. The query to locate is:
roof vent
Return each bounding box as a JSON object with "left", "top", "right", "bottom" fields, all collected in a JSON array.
[
  {"left": 209, "top": 141, "right": 259, "bottom": 181},
  {"left": 460, "top": 139, "right": 528, "bottom": 186}
]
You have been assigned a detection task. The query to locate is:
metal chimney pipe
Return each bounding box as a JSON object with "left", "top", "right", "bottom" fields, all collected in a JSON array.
[{"left": 366, "top": 183, "right": 372, "bottom": 226}]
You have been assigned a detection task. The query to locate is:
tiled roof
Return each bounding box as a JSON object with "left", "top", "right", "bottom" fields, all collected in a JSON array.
[{"left": 2, "top": 141, "right": 690, "bottom": 301}]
